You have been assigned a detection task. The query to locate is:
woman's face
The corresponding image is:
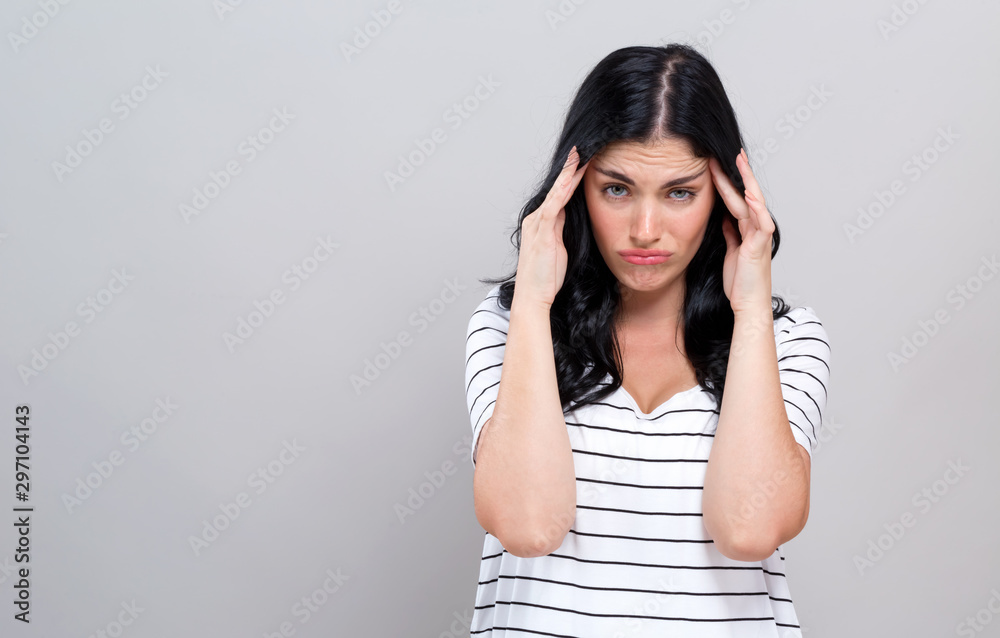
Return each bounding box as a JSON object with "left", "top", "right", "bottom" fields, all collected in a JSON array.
[{"left": 583, "top": 137, "right": 716, "bottom": 307}]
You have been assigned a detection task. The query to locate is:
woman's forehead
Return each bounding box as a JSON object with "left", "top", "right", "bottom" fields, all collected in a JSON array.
[{"left": 592, "top": 138, "right": 707, "bottom": 172}]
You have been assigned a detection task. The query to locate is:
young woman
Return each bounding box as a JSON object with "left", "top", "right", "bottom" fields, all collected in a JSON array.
[{"left": 464, "top": 43, "right": 831, "bottom": 637}]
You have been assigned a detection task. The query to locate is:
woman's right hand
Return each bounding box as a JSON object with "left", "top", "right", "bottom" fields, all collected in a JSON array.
[{"left": 514, "top": 145, "right": 590, "bottom": 309}]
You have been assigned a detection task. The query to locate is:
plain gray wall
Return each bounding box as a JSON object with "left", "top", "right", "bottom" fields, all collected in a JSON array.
[{"left": 1, "top": 0, "right": 997, "bottom": 636}]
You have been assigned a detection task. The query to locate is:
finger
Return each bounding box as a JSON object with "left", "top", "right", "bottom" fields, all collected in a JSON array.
[
  {"left": 566, "top": 146, "right": 590, "bottom": 186},
  {"left": 735, "top": 151, "right": 775, "bottom": 236},
  {"left": 720, "top": 212, "right": 740, "bottom": 253},
  {"left": 709, "top": 156, "right": 749, "bottom": 223},
  {"left": 554, "top": 204, "right": 566, "bottom": 239},
  {"left": 716, "top": 154, "right": 767, "bottom": 242},
  {"left": 744, "top": 190, "right": 775, "bottom": 236},
  {"left": 543, "top": 147, "right": 590, "bottom": 217},
  {"left": 737, "top": 149, "right": 766, "bottom": 207},
  {"left": 552, "top": 146, "right": 585, "bottom": 192},
  {"left": 568, "top": 154, "right": 591, "bottom": 195}
]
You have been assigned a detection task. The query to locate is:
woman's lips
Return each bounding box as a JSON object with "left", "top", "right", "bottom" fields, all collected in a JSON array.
[{"left": 619, "top": 250, "right": 672, "bottom": 265}]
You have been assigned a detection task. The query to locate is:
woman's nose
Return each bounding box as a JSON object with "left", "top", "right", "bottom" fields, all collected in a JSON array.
[{"left": 630, "top": 200, "right": 660, "bottom": 242}]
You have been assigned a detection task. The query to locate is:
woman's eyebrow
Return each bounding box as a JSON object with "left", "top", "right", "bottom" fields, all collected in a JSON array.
[{"left": 594, "top": 166, "right": 707, "bottom": 190}]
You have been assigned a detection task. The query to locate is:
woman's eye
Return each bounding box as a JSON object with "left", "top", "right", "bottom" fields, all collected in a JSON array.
[
  {"left": 604, "top": 185, "right": 628, "bottom": 199},
  {"left": 603, "top": 186, "right": 694, "bottom": 201}
]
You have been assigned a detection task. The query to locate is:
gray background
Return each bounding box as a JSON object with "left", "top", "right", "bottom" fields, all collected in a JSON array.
[{"left": 0, "top": 0, "right": 997, "bottom": 636}]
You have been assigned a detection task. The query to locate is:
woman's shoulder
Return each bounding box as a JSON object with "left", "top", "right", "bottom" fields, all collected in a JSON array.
[
  {"left": 774, "top": 304, "right": 822, "bottom": 327},
  {"left": 470, "top": 284, "right": 509, "bottom": 319},
  {"left": 772, "top": 304, "right": 830, "bottom": 351},
  {"left": 773, "top": 304, "right": 825, "bottom": 330},
  {"left": 466, "top": 284, "right": 510, "bottom": 336}
]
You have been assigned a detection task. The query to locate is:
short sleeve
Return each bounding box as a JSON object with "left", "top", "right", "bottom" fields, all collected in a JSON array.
[
  {"left": 774, "top": 306, "right": 831, "bottom": 460},
  {"left": 464, "top": 285, "right": 510, "bottom": 467}
]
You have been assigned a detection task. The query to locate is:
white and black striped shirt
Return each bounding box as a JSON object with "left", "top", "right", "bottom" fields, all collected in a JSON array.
[{"left": 464, "top": 284, "right": 831, "bottom": 638}]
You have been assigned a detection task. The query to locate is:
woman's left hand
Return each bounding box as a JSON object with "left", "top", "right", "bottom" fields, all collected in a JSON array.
[{"left": 708, "top": 148, "right": 774, "bottom": 315}]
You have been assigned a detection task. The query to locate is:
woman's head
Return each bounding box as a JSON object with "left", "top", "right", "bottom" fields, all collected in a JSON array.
[
  {"left": 583, "top": 136, "right": 715, "bottom": 321},
  {"left": 557, "top": 43, "right": 773, "bottom": 305},
  {"left": 482, "top": 43, "right": 789, "bottom": 412},
  {"left": 565, "top": 43, "right": 746, "bottom": 185}
]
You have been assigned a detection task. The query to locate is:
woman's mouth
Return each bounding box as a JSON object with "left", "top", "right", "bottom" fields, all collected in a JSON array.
[{"left": 619, "top": 249, "right": 672, "bottom": 265}]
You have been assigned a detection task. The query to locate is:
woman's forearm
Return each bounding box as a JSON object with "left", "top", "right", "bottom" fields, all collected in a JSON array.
[
  {"left": 472, "top": 291, "right": 577, "bottom": 558},
  {"left": 701, "top": 304, "right": 810, "bottom": 561}
]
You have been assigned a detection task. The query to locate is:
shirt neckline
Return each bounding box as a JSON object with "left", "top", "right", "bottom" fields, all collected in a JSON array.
[
  {"left": 600, "top": 373, "right": 703, "bottom": 418},
  {"left": 617, "top": 384, "right": 703, "bottom": 417}
]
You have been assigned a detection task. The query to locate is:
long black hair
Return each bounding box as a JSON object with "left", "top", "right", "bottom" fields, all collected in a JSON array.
[{"left": 480, "top": 43, "right": 791, "bottom": 413}]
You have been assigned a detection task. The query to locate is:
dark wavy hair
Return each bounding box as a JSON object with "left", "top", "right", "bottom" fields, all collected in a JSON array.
[{"left": 480, "top": 43, "right": 791, "bottom": 413}]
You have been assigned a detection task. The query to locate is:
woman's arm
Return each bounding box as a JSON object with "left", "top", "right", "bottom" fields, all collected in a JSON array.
[
  {"left": 701, "top": 149, "right": 813, "bottom": 562},
  {"left": 701, "top": 305, "right": 810, "bottom": 561},
  {"left": 472, "top": 293, "right": 577, "bottom": 558}
]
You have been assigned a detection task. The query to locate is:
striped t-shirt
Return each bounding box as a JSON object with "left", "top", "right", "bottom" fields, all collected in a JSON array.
[{"left": 464, "top": 284, "right": 831, "bottom": 638}]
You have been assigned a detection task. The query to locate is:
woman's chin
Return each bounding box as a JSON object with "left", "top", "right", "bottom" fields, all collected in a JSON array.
[{"left": 617, "top": 269, "right": 675, "bottom": 293}]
